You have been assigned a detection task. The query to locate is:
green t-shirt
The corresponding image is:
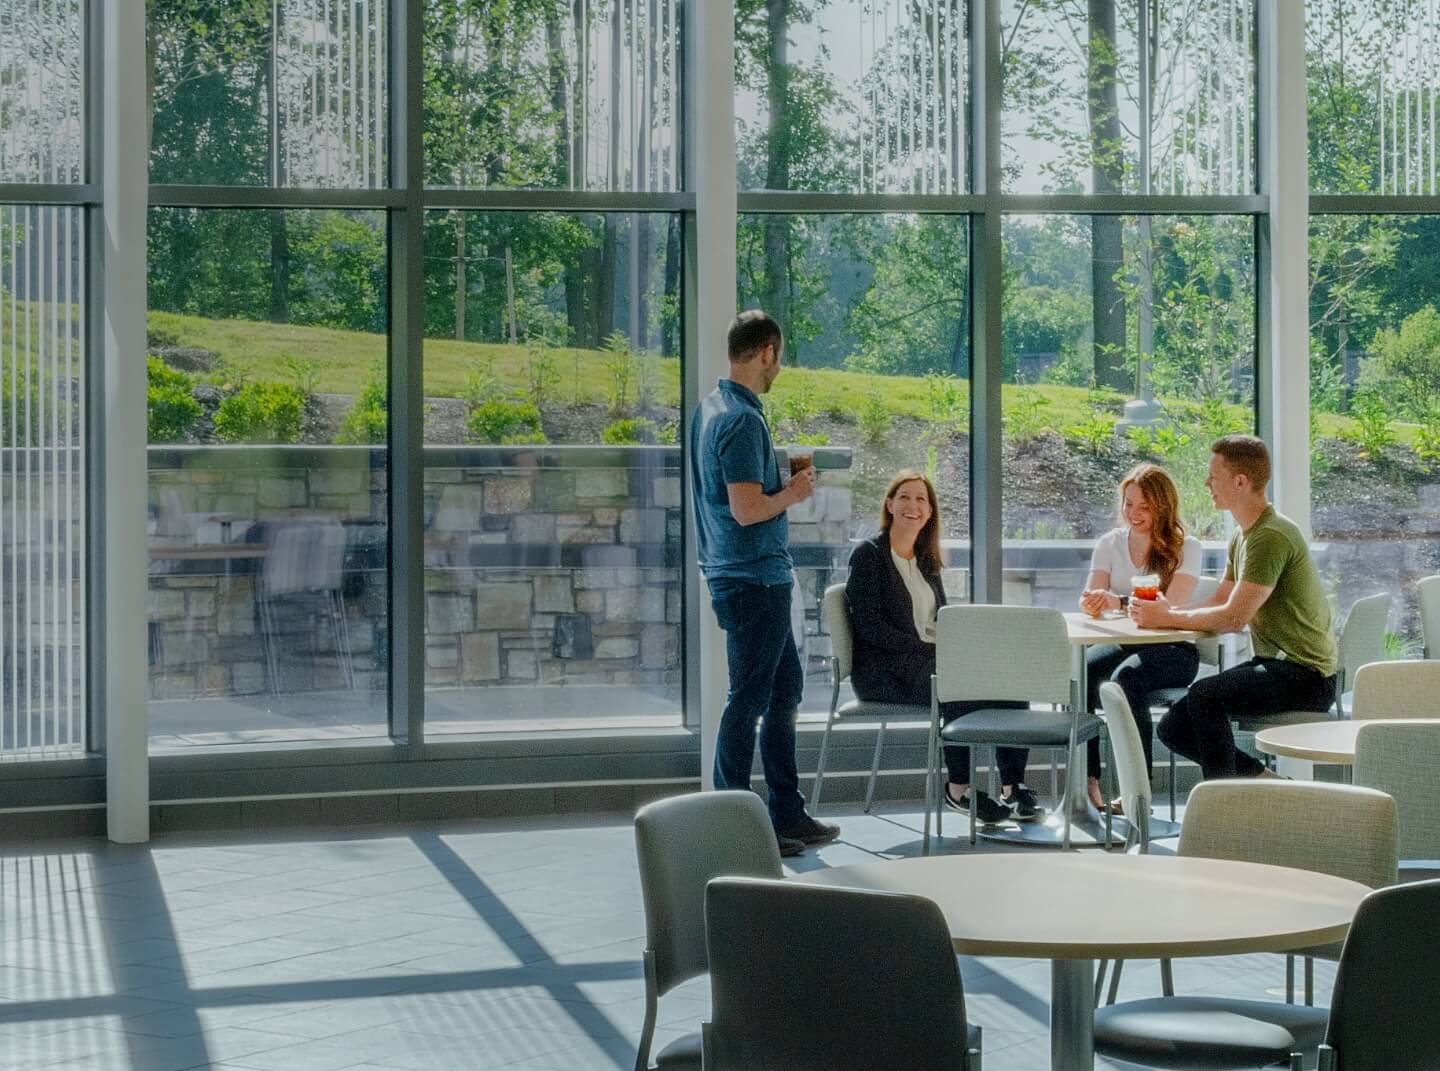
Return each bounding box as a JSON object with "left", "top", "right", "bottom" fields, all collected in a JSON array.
[{"left": 1225, "top": 506, "right": 1337, "bottom": 676}]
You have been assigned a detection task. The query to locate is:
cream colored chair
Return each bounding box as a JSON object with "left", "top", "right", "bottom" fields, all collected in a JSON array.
[
  {"left": 1418, "top": 574, "right": 1440, "bottom": 659},
  {"left": 1350, "top": 660, "right": 1440, "bottom": 720},
  {"left": 1355, "top": 720, "right": 1440, "bottom": 873},
  {"left": 811, "top": 584, "right": 932, "bottom": 812}
]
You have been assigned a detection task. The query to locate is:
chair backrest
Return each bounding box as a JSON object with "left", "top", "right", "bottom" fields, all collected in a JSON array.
[
  {"left": 1339, "top": 592, "right": 1392, "bottom": 685},
  {"left": 634, "top": 791, "right": 783, "bottom": 996},
  {"left": 1178, "top": 780, "right": 1397, "bottom": 889},
  {"left": 1350, "top": 661, "right": 1440, "bottom": 720},
  {"left": 1418, "top": 575, "right": 1440, "bottom": 659},
  {"left": 934, "top": 605, "right": 1071, "bottom": 705},
  {"left": 1189, "top": 576, "right": 1224, "bottom": 666},
  {"left": 1324, "top": 879, "right": 1440, "bottom": 1071},
  {"left": 704, "top": 876, "right": 971, "bottom": 1071},
  {"left": 1099, "top": 682, "right": 1152, "bottom": 823},
  {"left": 1355, "top": 721, "right": 1440, "bottom": 860},
  {"left": 822, "top": 584, "right": 853, "bottom": 683}
]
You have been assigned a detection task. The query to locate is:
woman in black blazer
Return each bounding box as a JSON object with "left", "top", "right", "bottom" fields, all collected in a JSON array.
[{"left": 845, "top": 470, "right": 1042, "bottom": 824}]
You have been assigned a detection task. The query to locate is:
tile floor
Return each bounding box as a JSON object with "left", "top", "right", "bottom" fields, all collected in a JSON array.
[{"left": 0, "top": 804, "right": 1336, "bottom": 1070}]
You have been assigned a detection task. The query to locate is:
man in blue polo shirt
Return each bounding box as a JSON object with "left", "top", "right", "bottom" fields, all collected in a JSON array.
[{"left": 691, "top": 310, "right": 839, "bottom": 857}]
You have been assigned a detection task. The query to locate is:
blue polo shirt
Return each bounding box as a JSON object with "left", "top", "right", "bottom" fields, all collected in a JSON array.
[{"left": 690, "top": 379, "right": 792, "bottom": 586}]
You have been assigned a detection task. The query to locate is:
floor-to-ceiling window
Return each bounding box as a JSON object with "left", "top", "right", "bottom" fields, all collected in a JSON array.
[
  {"left": 1308, "top": 0, "right": 1440, "bottom": 651},
  {"left": 1, "top": 0, "right": 88, "bottom": 760}
]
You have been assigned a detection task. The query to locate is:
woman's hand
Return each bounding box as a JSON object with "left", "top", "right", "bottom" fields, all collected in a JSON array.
[{"left": 1079, "top": 589, "right": 1114, "bottom": 617}]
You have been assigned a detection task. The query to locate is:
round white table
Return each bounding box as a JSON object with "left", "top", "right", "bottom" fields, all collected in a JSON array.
[
  {"left": 794, "top": 853, "right": 1367, "bottom": 1071},
  {"left": 979, "top": 614, "right": 1207, "bottom": 848},
  {"left": 1253, "top": 718, "right": 1440, "bottom": 765}
]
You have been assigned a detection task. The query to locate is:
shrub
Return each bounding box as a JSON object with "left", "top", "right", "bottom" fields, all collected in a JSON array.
[
  {"left": 602, "top": 332, "right": 634, "bottom": 414},
  {"left": 1415, "top": 410, "right": 1440, "bottom": 469},
  {"left": 214, "top": 381, "right": 304, "bottom": 444},
  {"left": 524, "top": 337, "right": 560, "bottom": 410},
  {"left": 336, "top": 364, "right": 388, "bottom": 445},
  {"left": 788, "top": 431, "right": 830, "bottom": 446},
  {"left": 282, "top": 355, "right": 320, "bottom": 397},
  {"left": 859, "top": 397, "right": 892, "bottom": 444},
  {"left": 1065, "top": 412, "right": 1117, "bottom": 455},
  {"left": 602, "top": 417, "right": 661, "bottom": 445},
  {"left": 1343, "top": 389, "right": 1397, "bottom": 460},
  {"left": 147, "top": 356, "right": 200, "bottom": 442},
  {"left": 1004, "top": 388, "right": 1051, "bottom": 444},
  {"left": 925, "top": 372, "right": 965, "bottom": 434},
  {"left": 467, "top": 398, "right": 546, "bottom": 444}
]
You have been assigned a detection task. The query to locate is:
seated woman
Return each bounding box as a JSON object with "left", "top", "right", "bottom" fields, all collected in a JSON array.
[
  {"left": 1078, "top": 463, "right": 1202, "bottom": 812},
  {"left": 846, "top": 470, "right": 1042, "bottom": 824}
]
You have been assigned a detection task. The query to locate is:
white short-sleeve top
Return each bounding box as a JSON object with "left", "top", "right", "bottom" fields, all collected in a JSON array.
[{"left": 1089, "top": 527, "right": 1203, "bottom": 596}]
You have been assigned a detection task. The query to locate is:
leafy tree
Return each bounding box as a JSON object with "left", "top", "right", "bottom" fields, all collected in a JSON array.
[{"left": 1365, "top": 306, "right": 1440, "bottom": 419}]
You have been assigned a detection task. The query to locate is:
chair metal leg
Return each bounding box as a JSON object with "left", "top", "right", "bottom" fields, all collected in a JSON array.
[
  {"left": 812, "top": 707, "right": 836, "bottom": 811},
  {"left": 1061, "top": 722, "right": 1078, "bottom": 851},
  {"left": 968, "top": 748, "right": 980, "bottom": 848},
  {"left": 1169, "top": 747, "right": 1177, "bottom": 821},
  {"left": 1106, "top": 959, "right": 1124, "bottom": 1005},
  {"left": 1050, "top": 752, "right": 1059, "bottom": 806},
  {"left": 923, "top": 702, "right": 938, "bottom": 856},
  {"left": 1317, "top": 1043, "right": 1336, "bottom": 1071},
  {"left": 865, "top": 721, "right": 886, "bottom": 813},
  {"left": 965, "top": 1023, "right": 983, "bottom": 1071},
  {"left": 1094, "top": 961, "right": 1109, "bottom": 1006},
  {"left": 1160, "top": 958, "right": 1174, "bottom": 997},
  {"left": 635, "top": 951, "right": 658, "bottom": 1071},
  {"left": 1304, "top": 955, "right": 1314, "bottom": 1006},
  {"left": 1288, "top": 1052, "right": 1304, "bottom": 1071},
  {"left": 1286, "top": 955, "right": 1296, "bottom": 1003}
]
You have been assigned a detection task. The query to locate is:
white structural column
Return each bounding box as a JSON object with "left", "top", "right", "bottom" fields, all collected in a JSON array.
[
  {"left": 101, "top": 0, "right": 151, "bottom": 842},
  {"left": 685, "top": 0, "right": 736, "bottom": 790},
  {"left": 1259, "top": 0, "right": 1310, "bottom": 534}
]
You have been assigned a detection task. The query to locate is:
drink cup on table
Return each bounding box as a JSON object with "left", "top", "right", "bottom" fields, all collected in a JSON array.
[{"left": 1130, "top": 573, "right": 1160, "bottom": 602}]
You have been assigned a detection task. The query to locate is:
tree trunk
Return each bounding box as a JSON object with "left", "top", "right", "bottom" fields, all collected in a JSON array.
[
  {"left": 545, "top": 4, "right": 587, "bottom": 346},
  {"left": 1088, "top": 0, "right": 1128, "bottom": 390},
  {"left": 761, "top": 0, "right": 793, "bottom": 352},
  {"left": 269, "top": 210, "right": 291, "bottom": 323},
  {"left": 662, "top": 214, "right": 681, "bottom": 358},
  {"left": 595, "top": 1, "right": 624, "bottom": 343},
  {"left": 454, "top": 213, "right": 466, "bottom": 340}
]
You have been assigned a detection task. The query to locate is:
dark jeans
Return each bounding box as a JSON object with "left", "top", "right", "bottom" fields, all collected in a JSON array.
[
  {"left": 1157, "top": 657, "right": 1337, "bottom": 779},
  {"left": 709, "top": 578, "right": 806, "bottom": 827},
  {"left": 1084, "top": 642, "right": 1200, "bottom": 782}
]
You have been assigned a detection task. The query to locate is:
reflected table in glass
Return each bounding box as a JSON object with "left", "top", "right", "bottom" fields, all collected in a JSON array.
[{"left": 794, "top": 853, "right": 1366, "bottom": 1071}]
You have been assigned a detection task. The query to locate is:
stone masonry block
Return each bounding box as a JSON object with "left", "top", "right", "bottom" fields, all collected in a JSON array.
[
  {"left": 534, "top": 575, "right": 575, "bottom": 613},
  {"left": 461, "top": 633, "right": 501, "bottom": 682},
  {"left": 485, "top": 477, "right": 533, "bottom": 515},
  {"left": 474, "top": 582, "right": 532, "bottom": 630}
]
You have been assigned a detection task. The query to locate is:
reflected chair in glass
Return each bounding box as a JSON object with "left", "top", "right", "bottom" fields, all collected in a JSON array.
[
  {"left": 1354, "top": 720, "right": 1440, "bottom": 883},
  {"left": 259, "top": 519, "right": 355, "bottom": 695},
  {"left": 1418, "top": 574, "right": 1440, "bottom": 659},
  {"left": 811, "top": 584, "right": 932, "bottom": 813},
  {"left": 633, "top": 791, "right": 783, "bottom": 1071},
  {"left": 702, "top": 877, "right": 982, "bottom": 1071},
  {"left": 1094, "top": 879, "right": 1440, "bottom": 1071},
  {"left": 1350, "top": 660, "right": 1440, "bottom": 720},
  {"left": 925, "top": 605, "right": 1103, "bottom": 853}
]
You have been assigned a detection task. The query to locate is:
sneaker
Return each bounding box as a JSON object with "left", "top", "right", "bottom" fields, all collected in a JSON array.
[
  {"left": 943, "top": 786, "right": 1013, "bottom": 825},
  {"left": 776, "top": 813, "right": 841, "bottom": 846},
  {"left": 776, "top": 834, "right": 806, "bottom": 858},
  {"left": 1002, "top": 784, "right": 1046, "bottom": 823}
]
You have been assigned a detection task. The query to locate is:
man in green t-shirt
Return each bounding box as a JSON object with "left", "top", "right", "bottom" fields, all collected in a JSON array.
[{"left": 1128, "top": 435, "right": 1337, "bottom": 778}]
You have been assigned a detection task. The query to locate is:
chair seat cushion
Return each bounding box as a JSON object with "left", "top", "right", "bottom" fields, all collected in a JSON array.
[
  {"left": 1232, "top": 709, "right": 1335, "bottom": 732},
  {"left": 835, "top": 699, "right": 930, "bottom": 722},
  {"left": 1095, "top": 996, "right": 1327, "bottom": 1070},
  {"left": 1145, "top": 687, "right": 1189, "bottom": 708},
  {"left": 654, "top": 1030, "right": 702, "bottom": 1069},
  {"left": 940, "top": 708, "right": 1103, "bottom": 747}
]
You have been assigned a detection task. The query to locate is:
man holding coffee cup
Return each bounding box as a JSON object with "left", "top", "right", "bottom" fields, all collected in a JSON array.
[{"left": 690, "top": 310, "right": 839, "bottom": 857}]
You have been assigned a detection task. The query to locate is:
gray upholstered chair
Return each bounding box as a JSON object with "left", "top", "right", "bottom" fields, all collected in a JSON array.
[
  {"left": 1417, "top": 574, "right": 1440, "bottom": 659},
  {"left": 1349, "top": 660, "right": 1440, "bottom": 720},
  {"left": 1331, "top": 591, "right": 1393, "bottom": 718},
  {"left": 1355, "top": 720, "right": 1440, "bottom": 878},
  {"left": 1093, "top": 782, "right": 1401, "bottom": 1069},
  {"left": 633, "top": 791, "right": 783, "bottom": 1071},
  {"left": 702, "top": 876, "right": 982, "bottom": 1071},
  {"left": 926, "top": 605, "right": 1102, "bottom": 853},
  {"left": 1316, "top": 879, "right": 1440, "bottom": 1071},
  {"left": 812, "top": 584, "right": 931, "bottom": 812}
]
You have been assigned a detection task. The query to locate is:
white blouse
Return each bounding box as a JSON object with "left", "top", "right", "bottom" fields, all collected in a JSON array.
[
  {"left": 1089, "top": 527, "right": 1203, "bottom": 596},
  {"left": 892, "top": 549, "right": 937, "bottom": 643}
]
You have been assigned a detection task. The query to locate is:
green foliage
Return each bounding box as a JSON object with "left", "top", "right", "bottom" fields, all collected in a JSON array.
[
  {"left": 601, "top": 417, "right": 661, "bottom": 445},
  {"left": 147, "top": 357, "right": 201, "bottom": 443},
  {"left": 858, "top": 397, "right": 892, "bottom": 445},
  {"left": 601, "top": 332, "right": 635, "bottom": 414},
  {"left": 335, "top": 363, "right": 387, "bottom": 445},
  {"left": 146, "top": 312, "right": 184, "bottom": 351},
  {"left": 1383, "top": 631, "right": 1422, "bottom": 660},
  {"left": 523, "top": 337, "right": 560, "bottom": 411},
  {"left": 1127, "top": 423, "right": 1192, "bottom": 461},
  {"left": 467, "top": 398, "right": 546, "bottom": 445},
  {"left": 1005, "top": 388, "right": 1052, "bottom": 445},
  {"left": 1343, "top": 390, "right": 1397, "bottom": 460},
  {"left": 789, "top": 431, "right": 830, "bottom": 446},
  {"left": 282, "top": 355, "right": 320, "bottom": 397},
  {"left": 213, "top": 381, "right": 304, "bottom": 444},
  {"left": 1366, "top": 305, "right": 1440, "bottom": 420},
  {"left": 1414, "top": 408, "right": 1440, "bottom": 469},
  {"left": 924, "top": 445, "right": 938, "bottom": 487},
  {"left": 1065, "top": 411, "right": 1117, "bottom": 455},
  {"left": 780, "top": 379, "right": 819, "bottom": 426},
  {"left": 461, "top": 360, "right": 500, "bottom": 411}
]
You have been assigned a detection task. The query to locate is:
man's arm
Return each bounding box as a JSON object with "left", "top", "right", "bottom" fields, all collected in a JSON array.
[
  {"left": 1132, "top": 578, "right": 1270, "bottom": 633},
  {"left": 727, "top": 469, "right": 815, "bottom": 527}
]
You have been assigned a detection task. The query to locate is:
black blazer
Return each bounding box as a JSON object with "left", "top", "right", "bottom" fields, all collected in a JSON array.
[{"left": 845, "top": 531, "right": 946, "bottom": 704}]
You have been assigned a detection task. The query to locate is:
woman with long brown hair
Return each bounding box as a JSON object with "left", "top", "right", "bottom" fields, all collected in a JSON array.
[
  {"left": 1078, "top": 463, "right": 1202, "bottom": 812},
  {"left": 846, "top": 470, "right": 1042, "bottom": 825}
]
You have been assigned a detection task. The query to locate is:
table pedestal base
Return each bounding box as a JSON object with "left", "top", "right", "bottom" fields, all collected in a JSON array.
[
  {"left": 979, "top": 810, "right": 1123, "bottom": 848},
  {"left": 1052, "top": 958, "right": 1096, "bottom": 1071}
]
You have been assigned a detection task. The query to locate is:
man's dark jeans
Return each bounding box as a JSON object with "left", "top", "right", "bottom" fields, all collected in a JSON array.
[
  {"left": 1157, "top": 657, "right": 1337, "bottom": 779},
  {"left": 709, "top": 578, "right": 806, "bottom": 828}
]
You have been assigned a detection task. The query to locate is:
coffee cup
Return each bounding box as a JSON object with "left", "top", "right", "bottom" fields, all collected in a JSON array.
[{"left": 788, "top": 452, "right": 813, "bottom": 478}]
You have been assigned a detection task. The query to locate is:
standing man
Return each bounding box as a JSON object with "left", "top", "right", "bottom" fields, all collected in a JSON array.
[
  {"left": 1129, "top": 435, "right": 1337, "bottom": 779},
  {"left": 691, "top": 310, "right": 840, "bottom": 856}
]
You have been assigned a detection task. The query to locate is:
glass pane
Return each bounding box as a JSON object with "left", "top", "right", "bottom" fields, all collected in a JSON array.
[
  {"left": 420, "top": 211, "right": 683, "bottom": 734},
  {"left": 1002, "top": 0, "right": 1256, "bottom": 195},
  {"left": 424, "top": 1, "right": 680, "bottom": 191},
  {"left": 1002, "top": 214, "right": 1256, "bottom": 605},
  {"left": 737, "top": 212, "right": 971, "bottom": 719},
  {"left": 0, "top": 0, "right": 85, "bottom": 184},
  {"left": 736, "top": 1, "right": 968, "bottom": 194},
  {"left": 1308, "top": 1, "right": 1440, "bottom": 195},
  {"left": 146, "top": 208, "right": 389, "bottom": 748},
  {"left": 1310, "top": 214, "right": 1439, "bottom": 650},
  {"left": 148, "top": 0, "right": 388, "bottom": 188},
  {"left": 2, "top": 205, "right": 86, "bottom": 759}
]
